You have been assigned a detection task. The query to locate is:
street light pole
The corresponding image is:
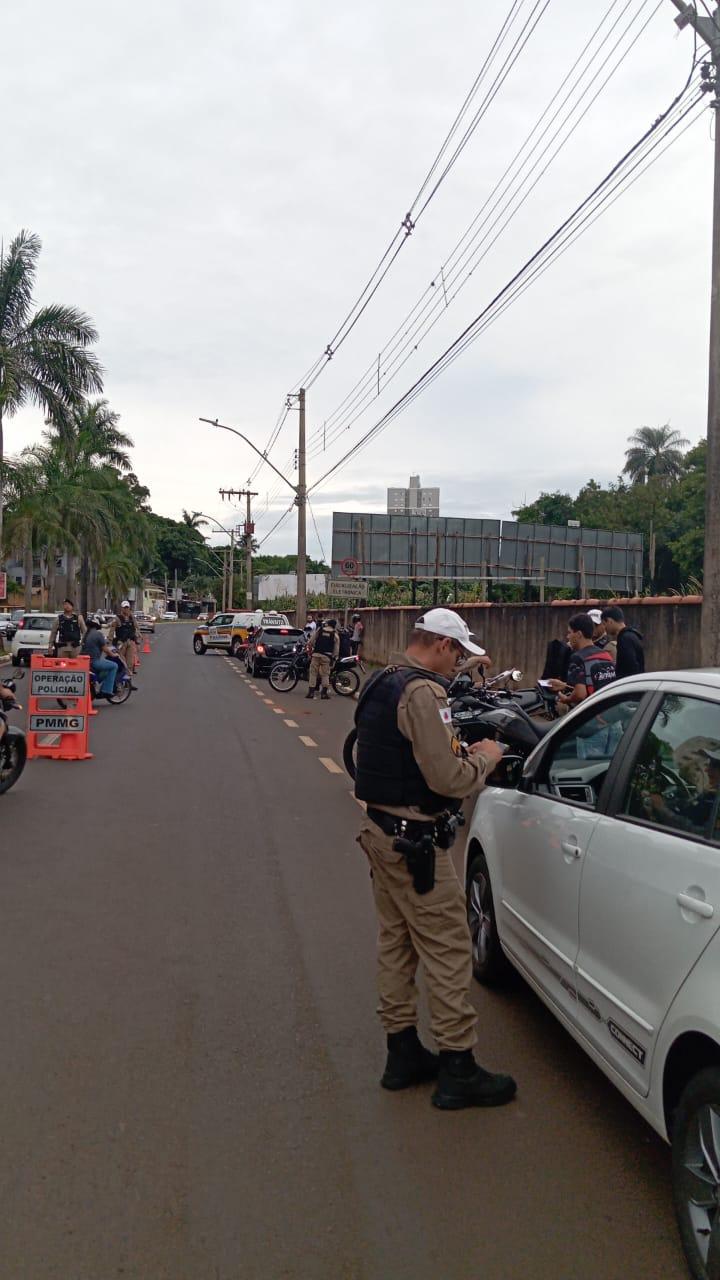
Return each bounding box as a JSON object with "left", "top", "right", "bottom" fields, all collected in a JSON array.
[
  {"left": 670, "top": 1, "right": 720, "bottom": 662},
  {"left": 296, "top": 388, "right": 307, "bottom": 628},
  {"left": 246, "top": 490, "right": 253, "bottom": 609}
]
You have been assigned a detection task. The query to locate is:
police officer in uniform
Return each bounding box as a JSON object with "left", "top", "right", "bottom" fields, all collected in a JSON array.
[
  {"left": 110, "top": 601, "right": 140, "bottom": 673},
  {"left": 354, "top": 608, "right": 517, "bottom": 1109},
  {"left": 48, "top": 598, "right": 86, "bottom": 657},
  {"left": 307, "top": 616, "right": 339, "bottom": 700}
]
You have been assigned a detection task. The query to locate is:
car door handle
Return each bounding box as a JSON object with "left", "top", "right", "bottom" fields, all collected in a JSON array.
[
  {"left": 677, "top": 893, "right": 714, "bottom": 919},
  {"left": 561, "top": 840, "right": 582, "bottom": 859}
]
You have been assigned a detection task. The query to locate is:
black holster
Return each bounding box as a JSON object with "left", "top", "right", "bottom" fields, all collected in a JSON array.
[{"left": 393, "top": 833, "right": 436, "bottom": 895}]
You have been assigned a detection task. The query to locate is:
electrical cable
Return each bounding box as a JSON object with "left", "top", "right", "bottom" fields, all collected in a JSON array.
[
  {"left": 257, "top": 502, "right": 296, "bottom": 548},
  {"left": 306, "top": 0, "right": 665, "bottom": 460},
  {"left": 307, "top": 497, "right": 328, "bottom": 564},
  {"left": 307, "top": 72, "right": 706, "bottom": 496},
  {"left": 286, "top": 0, "right": 553, "bottom": 399}
]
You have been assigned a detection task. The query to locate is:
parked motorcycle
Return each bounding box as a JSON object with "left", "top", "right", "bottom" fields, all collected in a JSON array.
[
  {"left": 0, "top": 673, "right": 27, "bottom": 795},
  {"left": 268, "top": 643, "right": 361, "bottom": 697}
]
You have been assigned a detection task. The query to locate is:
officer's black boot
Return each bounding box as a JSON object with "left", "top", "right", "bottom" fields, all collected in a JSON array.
[
  {"left": 380, "top": 1027, "right": 439, "bottom": 1091},
  {"left": 431, "top": 1050, "right": 517, "bottom": 1110},
  {"left": 320, "top": 689, "right": 330, "bottom": 700},
  {"left": 305, "top": 689, "right": 315, "bottom": 699}
]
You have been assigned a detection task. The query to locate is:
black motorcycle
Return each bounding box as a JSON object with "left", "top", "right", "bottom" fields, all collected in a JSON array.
[
  {"left": 268, "top": 643, "right": 361, "bottom": 697},
  {"left": 0, "top": 673, "right": 27, "bottom": 795}
]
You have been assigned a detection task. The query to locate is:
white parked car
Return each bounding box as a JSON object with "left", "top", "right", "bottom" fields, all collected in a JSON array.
[
  {"left": 465, "top": 670, "right": 720, "bottom": 1280},
  {"left": 162, "top": 610, "right": 178, "bottom": 621},
  {"left": 10, "top": 613, "right": 58, "bottom": 665}
]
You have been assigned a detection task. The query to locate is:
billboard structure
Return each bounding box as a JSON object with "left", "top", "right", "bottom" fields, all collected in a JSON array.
[{"left": 331, "top": 512, "right": 643, "bottom": 595}]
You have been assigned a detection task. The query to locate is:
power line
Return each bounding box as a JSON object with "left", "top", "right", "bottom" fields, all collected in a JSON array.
[
  {"left": 306, "top": 0, "right": 664, "bottom": 462},
  {"left": 287, "top": 0, "right": 553, "bottom": 398},
  {"left": 257, "top": 502, "right": 296, "bottom": 548},
  {"left": 307, "top": 497, "right": 328, "bottom": 564},
  {"left": 307, "top": 72, "right": 706, "bottom": 496}
]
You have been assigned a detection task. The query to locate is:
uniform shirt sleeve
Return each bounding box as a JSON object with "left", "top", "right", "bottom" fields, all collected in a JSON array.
[
  {"left": 398, "top": 680, "right": 487, "bottom": 799},
  {"left": 79, "top": 615, "right": 87, "bottom": 637},
  {"left": 48, "top": 617, "right": 59, "bottom": 647},
  {"left": 333, "top": 632, "right": 340, "bottom": 658}
]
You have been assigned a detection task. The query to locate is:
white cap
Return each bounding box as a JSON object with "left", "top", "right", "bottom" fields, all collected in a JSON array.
[
  {"left": 121, "top": 600, "right": 131, "bottom": 608},
  {"left": 414, "top": 608, "right": 486, "bottom": 656},
  {"left": 588, "top": 608, "right": 603, "bottom": 625}
]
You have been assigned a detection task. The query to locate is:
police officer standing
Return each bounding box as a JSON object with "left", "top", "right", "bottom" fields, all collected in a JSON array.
[
  {"left": 353, "top": 608, "right": 517, "bottom": 1109},
  {"left": 307, "top": 616, "right": 339, "bottom": 700},
  {"left": 48, "top": 598, "right": 86, "bottom": 657},
  {"left": 109, "top": 601, "right": 140, "bottom": 674}
]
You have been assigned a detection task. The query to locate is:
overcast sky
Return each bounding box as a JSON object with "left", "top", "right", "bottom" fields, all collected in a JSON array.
[{"left": 2, "top": 0, "right": 712, "bottom": 560}]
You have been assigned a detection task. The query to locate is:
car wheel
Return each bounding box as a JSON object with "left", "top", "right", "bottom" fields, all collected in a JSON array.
[
  {"left": 466, "top": 849, "right": 511, "bottom": 986},
  {"left": 230, "top": 638, "right": 243, "bottom": 657},
  {"left": 672, "top": 1066, "right": 720, "bottom": 1280},
  {"left": 193, "top": 637, "right": 207, "bottom": 655}
]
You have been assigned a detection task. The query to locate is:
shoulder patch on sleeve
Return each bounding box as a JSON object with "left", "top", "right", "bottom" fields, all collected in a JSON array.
[{"left": 438, "top": 705, "right": 453, "bottom": 725}]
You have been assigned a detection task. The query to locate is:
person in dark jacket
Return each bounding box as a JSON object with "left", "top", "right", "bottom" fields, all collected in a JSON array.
[{"left": 600, "top": 606, "right": 645, "bottom": 678}]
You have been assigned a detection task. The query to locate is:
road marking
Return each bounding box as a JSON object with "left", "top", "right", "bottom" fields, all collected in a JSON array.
[
  {"left": 272, "top": 708, "right": 284, "bottom": 714},
  {"left": 299, "top": 736, "right": 317, "bottom": 747},
  {"left": 351, "top": 790, "right": 366, "bottom": 810},
  {"left": 284, "top": 719, "right": 299, "bottom": 728},
  {"left": 263, "top": 698, "right": 274, "bottom": 704},
  {"left": 320, "top": 757, "right": 343, "bottom": 775}
]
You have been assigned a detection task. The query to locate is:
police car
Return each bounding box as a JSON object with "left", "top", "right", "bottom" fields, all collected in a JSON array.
[
  {"left": 193, "top": 610, "right": 290, "bottom": 657},
  {"left": 465, "top": 669, "right": 720, "bottom": 1279}
]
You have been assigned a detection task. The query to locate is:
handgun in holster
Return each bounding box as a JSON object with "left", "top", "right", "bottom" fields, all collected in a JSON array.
[{"left": 393, "top": 832, "right": 436, "bottom": 895}]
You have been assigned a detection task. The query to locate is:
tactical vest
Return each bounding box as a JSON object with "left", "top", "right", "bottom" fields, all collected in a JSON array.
[
  {"left": 115, "top": 616, "right": 136, "bottom": 642},
  {"left": 354, "top": 666, "right": 454, "bottom": 814},
  {"left": 57, "top": 613, "right": 81, "bottom": 646},
  {"left": 314, "top": 625, "right": 336, "bottom": 656}
]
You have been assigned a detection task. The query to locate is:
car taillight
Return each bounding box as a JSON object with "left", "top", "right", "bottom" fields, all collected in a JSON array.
[
  {"left": 257, "top": 644, "right": 266, "bottom": 654},
  {"left": 17, "top": 619, "right": 25, "bottom": 629}
]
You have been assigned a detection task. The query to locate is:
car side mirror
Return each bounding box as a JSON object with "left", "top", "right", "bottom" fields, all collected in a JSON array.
[{"left": 488, "top": 755, "right": 524, "bottom": 788}]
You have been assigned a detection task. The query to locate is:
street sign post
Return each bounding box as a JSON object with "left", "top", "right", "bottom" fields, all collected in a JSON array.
[{"left": 329, "top": 579, "right": 369, "bottom": 599}]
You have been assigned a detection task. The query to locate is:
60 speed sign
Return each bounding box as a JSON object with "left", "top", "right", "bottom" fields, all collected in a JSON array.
[{"left": 340, "top": 556, "right": 359, "bottom": 577}]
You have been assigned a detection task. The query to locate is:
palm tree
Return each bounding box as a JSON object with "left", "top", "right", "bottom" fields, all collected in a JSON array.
[
  {"left": 182, "top": 510, "right": 208, "bottom": 529},
  {"left": 0, "top": 230, "right": 103, "bottom": 556},
  {"left": 623, "top": 425, "right": 690, "bottom": 485}
]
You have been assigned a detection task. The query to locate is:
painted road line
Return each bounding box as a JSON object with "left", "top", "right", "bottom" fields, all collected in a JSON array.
[
  {"left": 299, "top": 736, "right": 317, "bottom": 747},
  {"left": 263, "top": 698, "right": 274, "bottom": 705},
  {"left": 272, "top": 708, "right": 284, "bottom": 714},
  {"left": 320, "top": 757, "right": 343, "bottom": 775},
  {"left": 351, "top": 791, "right": 366, "bottom": 810},
  {"left": 284, "top": 720, "right": 299, "bottom": 728}
]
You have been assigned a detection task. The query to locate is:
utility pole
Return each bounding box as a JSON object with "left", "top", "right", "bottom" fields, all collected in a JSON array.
[
  {"left": 671, "top": 2, "right": 720, "bottom": 663},
  {"left": 219, "top": 487, "right": 257, "bottom": 613},
  {"left": 296, "top": 388, "right": 308, "bottom": 628},
  {"left": 228, "top": 526, "right": 235, "bottom": 610}
]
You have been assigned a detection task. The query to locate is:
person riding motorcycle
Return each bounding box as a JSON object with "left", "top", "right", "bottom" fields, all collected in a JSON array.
[
  {"left": 82, "top": 619, "right": 125, "bottom": 701},
  {"left": 0, "top": 682, "right": 17, "bottom": 743}
]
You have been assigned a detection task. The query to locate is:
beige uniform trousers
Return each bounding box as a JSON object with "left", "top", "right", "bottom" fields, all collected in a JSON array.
[
  {"left": 118, "top": 639, "right": 138, "bottom": 671},
  {"left": 309, "top": 653, "right": 331, "bottom": 691},
  {"left": 56, "top": 644, "right": 80, "bottom": 658},
  {"left": 359, "top": 820, "right": 477, "bottom": 1051}
]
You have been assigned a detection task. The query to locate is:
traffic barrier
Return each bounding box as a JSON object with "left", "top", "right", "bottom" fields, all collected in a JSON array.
[{"left": 26, "top": 655, "right": 93, "bottom": 761}]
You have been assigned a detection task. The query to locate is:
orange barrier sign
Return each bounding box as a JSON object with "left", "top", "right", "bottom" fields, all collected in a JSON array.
[{"left": 27, "top": 655, "right": 93, "bottom": 761}]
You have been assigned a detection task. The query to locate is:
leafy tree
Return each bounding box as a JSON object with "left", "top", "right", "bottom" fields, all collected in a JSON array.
[
  {"left": 623, "top": 425, "right": 690, "bottom": 485},
  {"left": 181, "top": 509, "right": 207, "bottom": 529},
  {"left": 0, "top": 230, "right": 103, "bottom": 557},
  {"left": 511, "top": 491, "right": 577, "bottom": 525},
  {"left": 667, "top": 440, "right": 706, "bottom": 584}
]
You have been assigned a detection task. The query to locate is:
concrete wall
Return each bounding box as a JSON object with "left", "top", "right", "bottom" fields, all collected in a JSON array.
[{"left": 353, "top": 599, "right": 703, "bottom": 678}]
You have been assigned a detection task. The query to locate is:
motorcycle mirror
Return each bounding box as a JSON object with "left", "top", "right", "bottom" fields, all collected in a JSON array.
[{"left": 511, "top": 669, "right": 522, "bottom": 682}]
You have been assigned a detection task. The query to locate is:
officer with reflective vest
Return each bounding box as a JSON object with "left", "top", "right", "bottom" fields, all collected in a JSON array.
[
  {"left": 109, "top": 601, "right": 140, "bottom": 673},
  {"left": 353, "top": 608, "right": 517, "bottom": 1110},
  {"left": 306, "top": 617, "right": 339, "bottom": 700},
  {"left": 48, "top": 599, "right": 86, "bottom": 657}
]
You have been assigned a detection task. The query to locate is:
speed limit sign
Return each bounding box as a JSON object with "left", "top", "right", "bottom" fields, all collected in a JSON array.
[{"left": 340, "top": 556, "right": 359, "bottom": 577}]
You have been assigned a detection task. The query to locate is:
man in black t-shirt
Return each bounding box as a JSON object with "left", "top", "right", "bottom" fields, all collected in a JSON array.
[{"left": 547, "top": 613, "right": 616, "bottom": 710}]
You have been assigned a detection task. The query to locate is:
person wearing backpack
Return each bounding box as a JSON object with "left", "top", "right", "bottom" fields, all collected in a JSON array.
[
  {"left": 546, "top": 613, "right": 616, "bottom": 710},
  {"left": 600, "top": 605, "right": 645, "bottom": 679},
  {"left": 48, "top": 599, "right": 86, "bottom": 657}
]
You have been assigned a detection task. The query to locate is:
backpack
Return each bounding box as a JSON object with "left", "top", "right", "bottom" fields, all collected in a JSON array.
[{"left": 581, "top": 648, "right": 616, "bottom": 695}]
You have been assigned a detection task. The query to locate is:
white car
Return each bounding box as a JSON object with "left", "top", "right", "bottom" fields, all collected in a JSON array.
[
  {"left": 10, "top": 613, "right": 58, "bottom": 665},
  {"left": 162, "top": 610, "right": 178, "bottom": 621},
  {"left": 465, "top": 670, "right": 720, "bottom": 1280}
]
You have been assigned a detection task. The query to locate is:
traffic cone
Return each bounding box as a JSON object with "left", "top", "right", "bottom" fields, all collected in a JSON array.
[{"left": 143, "top": 638, "right": 151, "bottom": 655}]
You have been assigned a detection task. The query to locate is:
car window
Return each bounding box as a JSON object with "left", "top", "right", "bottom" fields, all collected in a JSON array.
[
  {"left": 538, "top": 695, "right": 643, "bottom": 809},
  {"left": 622, "top": 694, "right": 720, "bottom": 843},
  {"left": 261, "top": 628, "right": 303, "bottom": 638},
  {"left": 24, "top": 616, "right": 55, "bottom": 630},
  {"left": 211, "top": 615, "right": 231, "bottom": 626}
]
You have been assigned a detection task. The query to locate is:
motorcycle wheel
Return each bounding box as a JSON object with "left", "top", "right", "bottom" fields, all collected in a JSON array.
[
  {"left": 269, "top": 662, "right": 298, "bottom": 693},
  {"left": 0, "top": 731, "right": 27, "bottom": 795},
  {"left": 108, "top": 678, "right": 132, "bottom": 705},
  {"left": 332, "top": 668, "right": 360, "bottom": 697}
]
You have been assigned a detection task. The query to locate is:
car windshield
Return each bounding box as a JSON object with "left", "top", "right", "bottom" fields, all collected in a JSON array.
[
  {"left": 261, "top": 628, "right": 303, "bottom": 641},
  {"left": 23, "top": 616, "right": 55, "bottom": 630}
]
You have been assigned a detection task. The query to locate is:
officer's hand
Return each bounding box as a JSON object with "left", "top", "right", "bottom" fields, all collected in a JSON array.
[{"left": 469, "top": 739, "right": 505, "bottom": 770}]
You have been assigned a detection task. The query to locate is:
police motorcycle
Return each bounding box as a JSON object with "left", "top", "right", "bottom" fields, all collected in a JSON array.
[
  {"left": 446, "top": 669, "right": 549, "bottom": 763},
  {"left": 0, "top": 672, "right": 27, "bottom": 795},
  {"left": 268, "top": 640, "right": 361, "bottom": 697}
]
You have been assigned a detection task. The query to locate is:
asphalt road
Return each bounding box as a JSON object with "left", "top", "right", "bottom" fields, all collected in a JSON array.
[{"left": 0, "top": 626, "right": 687, "bottom": 1280}]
